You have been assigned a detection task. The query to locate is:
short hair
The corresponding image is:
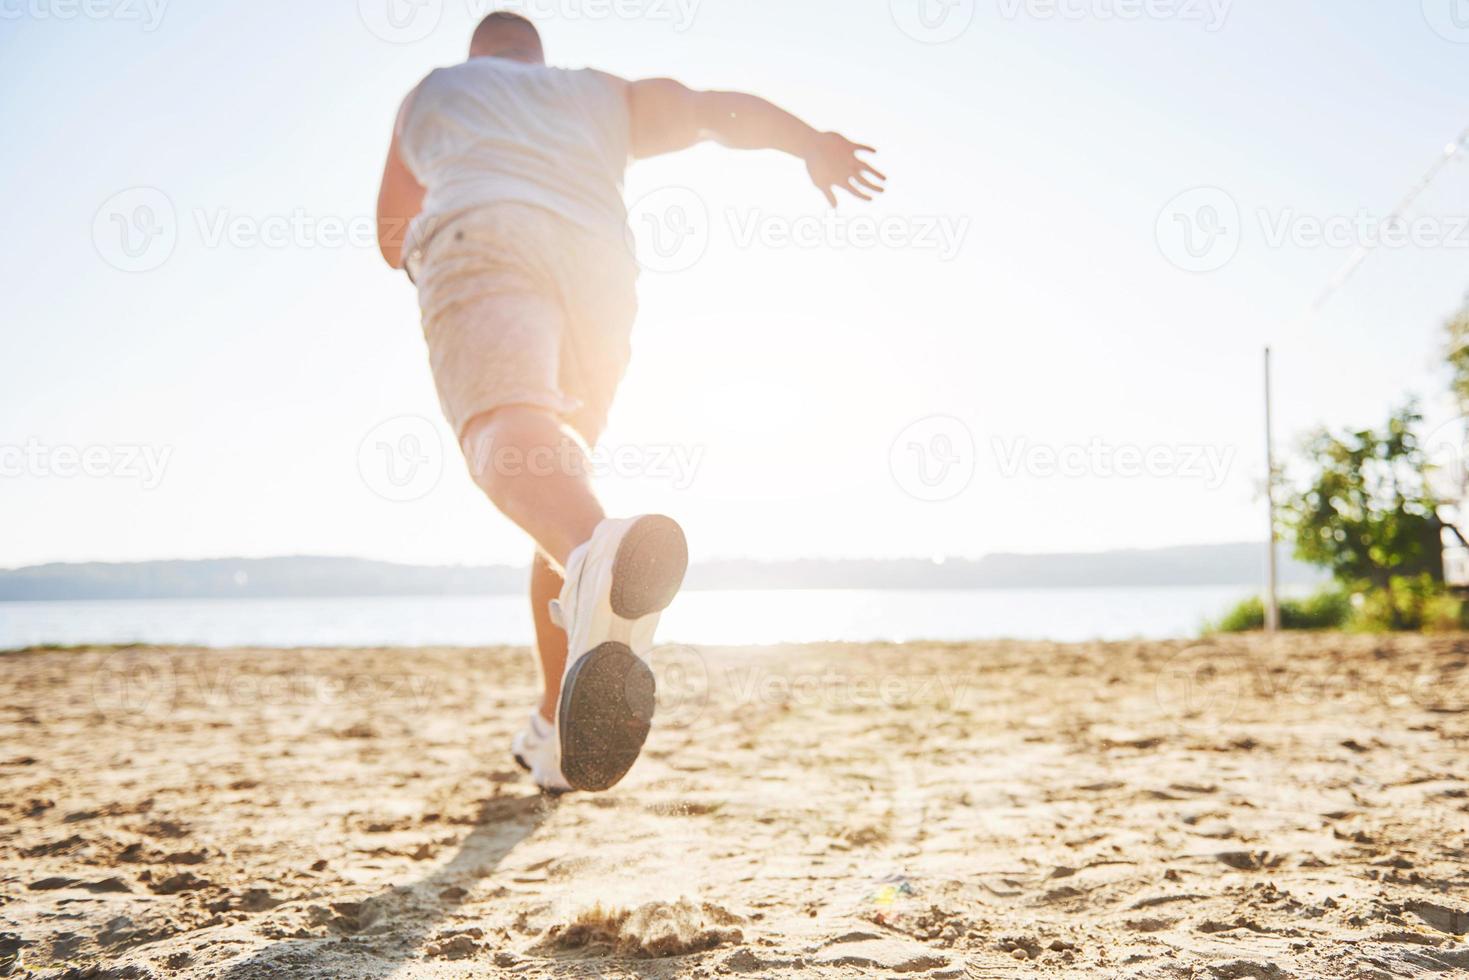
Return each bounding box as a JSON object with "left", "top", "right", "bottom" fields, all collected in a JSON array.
[{"left": 470, "top": 11, "right": 541, "bottom": 52}]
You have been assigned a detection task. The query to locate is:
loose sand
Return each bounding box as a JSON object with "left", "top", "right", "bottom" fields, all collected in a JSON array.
[{"left": 2, "top": 635, "right": 1468, "bottom": 978}]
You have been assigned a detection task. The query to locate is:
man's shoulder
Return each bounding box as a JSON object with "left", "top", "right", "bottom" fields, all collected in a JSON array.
[
  {"left": 409, "top": 61, "right": 629, "bottom": 115},
  {"left": 579, "top": 67, "right": 627, "bottom": 88},
  {"left": 560, "top": 68, "right": 631, "bottom": 116},
  {"left": 548, "top": 66, "right": 627, "bottom": 100}
]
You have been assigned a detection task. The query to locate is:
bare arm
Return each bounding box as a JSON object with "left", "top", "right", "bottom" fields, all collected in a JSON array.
[
  {"left": 376, "top": 97, "right": 425, "bottom": 269},
  {"left": 626, "top": 77, "right": 885, "bottom": 207}
]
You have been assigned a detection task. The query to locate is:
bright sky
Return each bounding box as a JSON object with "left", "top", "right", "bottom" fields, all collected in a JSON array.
[{"left": 4, "top": 0, "right": 1469, "bottom": 569}]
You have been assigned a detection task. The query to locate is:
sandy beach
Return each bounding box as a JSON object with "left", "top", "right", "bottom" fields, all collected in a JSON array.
[{"left": 3, "top": 635, "right": 1468, "bottom": 978}]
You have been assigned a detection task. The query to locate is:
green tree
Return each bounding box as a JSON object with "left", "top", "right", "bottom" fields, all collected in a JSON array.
[
  {"left": 1283, "top": 404, "right": 1445, "bottom": 600},
  {"left": 1445, "top": 298, "right": 1469, "bottom": 417},
  {"left": 1443, "top": 297, "right": 1469, "bottom": 503}
]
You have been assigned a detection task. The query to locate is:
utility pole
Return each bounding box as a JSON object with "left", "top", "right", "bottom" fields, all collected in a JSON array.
[{"left": 1264, "top": 347, "right": 1280, "bottom": 633}]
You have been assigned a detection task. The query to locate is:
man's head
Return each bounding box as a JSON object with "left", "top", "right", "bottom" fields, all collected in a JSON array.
[{"left": 469, "top": 12, "right": 544, "bottom": 64}]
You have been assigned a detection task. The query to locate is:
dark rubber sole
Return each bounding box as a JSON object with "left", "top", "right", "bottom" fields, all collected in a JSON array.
[
  {"left": 558, "top": 642, "right": 656, "bottom": 791},
  {"left": 558, "top": 516, "right": 687, "bottom": 792},
  {"left": 610, "top": 514, "right": 688, "bottom": 620}
]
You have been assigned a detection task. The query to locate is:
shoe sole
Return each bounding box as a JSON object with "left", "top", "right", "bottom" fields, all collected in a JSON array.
[
  {"left": 559, "top": 515, "right": 687, "bottom": 792},
  {"left": 610, "top": 514, "right": 688, "bottom": 620},
  {"left": 558, "top": 642, "right": 657, "bottom": 791}
]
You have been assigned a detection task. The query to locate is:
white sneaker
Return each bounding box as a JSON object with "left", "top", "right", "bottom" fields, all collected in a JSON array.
[
  {"left": 549, "top": 515, "right": 687, "bottom": 791},
  {"left": 510, "top": 713, "right": 571, "bottom": 794}
]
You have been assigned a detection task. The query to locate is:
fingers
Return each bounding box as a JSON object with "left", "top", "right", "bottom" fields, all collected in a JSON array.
[
  {"left": 853, "top": 172, "right": 885, "bottom": 195},
  {"left": 847, "top": 140, "right": 887, "bottom": 182},
  {"left": 842, "top": 178, "right": 873, "bottom": 202},
  {"left": 820, "top": 185, "right": 838, "bottom": 208}
]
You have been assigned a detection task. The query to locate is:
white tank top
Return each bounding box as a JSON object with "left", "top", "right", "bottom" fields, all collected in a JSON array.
[{"left": 398, "top": 58, "right": 630, "bottom": 257}]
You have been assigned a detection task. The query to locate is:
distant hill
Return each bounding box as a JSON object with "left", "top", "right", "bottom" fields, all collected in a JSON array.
[
  {"left": 691, "top": 544, "right": 1327, "bottom": 591},
  {"left": 0, "top": 544, "right": 1325, "bottom": 601}
]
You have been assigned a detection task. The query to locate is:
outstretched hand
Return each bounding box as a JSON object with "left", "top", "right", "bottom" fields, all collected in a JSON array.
[{"left": 805, "top": 132, "right": 885, "bottom": 207}]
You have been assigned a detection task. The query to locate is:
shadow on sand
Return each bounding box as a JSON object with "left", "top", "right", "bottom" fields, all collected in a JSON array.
[{"left": 215, "top": 792, "right": 554, "bottom": 979}]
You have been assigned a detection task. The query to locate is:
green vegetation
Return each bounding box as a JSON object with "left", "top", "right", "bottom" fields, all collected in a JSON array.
[
  {"left": 1445, "top": 301, "right": 1469, "bottom": 413},
  {"left": 1349, "top": 573, "right": 1466, "bottom": 633},
  {"left": 1211, "top": 579, "right": 1464, "bottom": 634},
  {"left": 1242, "top": 403, "right": 1468, "bottom": 634},
  {"left": 1217, "top": 298, "right": 1469, "bottom": 633},
  {"left": 1211, "top": 588, "right": 1351, "bottom": 633},
  {"left": 1283, "top": 403, "right": 1445, "bottom": 593}
]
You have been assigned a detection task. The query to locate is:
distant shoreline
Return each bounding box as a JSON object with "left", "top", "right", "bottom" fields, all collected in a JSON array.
[
  {"left": 0, "top": 581, "right": 1296, "bottom": 603},
  {"left": 0, "top": 543, "right": 1325, "bottom": 601}
]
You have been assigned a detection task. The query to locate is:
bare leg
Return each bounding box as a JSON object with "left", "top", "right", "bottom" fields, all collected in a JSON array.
[
  {"left": 529, "top": 550, "right": 568, "bottom": 724},
  {"left": 463, "top": 405, "right": 602, "bottom": 726},
  {"left": 461, "top": 404, "right": 604, "bottom": 568}
]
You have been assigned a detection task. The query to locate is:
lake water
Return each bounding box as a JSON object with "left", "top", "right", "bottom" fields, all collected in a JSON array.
[{"left": 0, "top": 586, "right": 1257, "bottom": 649}]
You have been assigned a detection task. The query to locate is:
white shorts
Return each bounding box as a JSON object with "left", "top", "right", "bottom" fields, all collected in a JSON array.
[{"left": 414, "top": 203, "right": 639, "bottom": 447}]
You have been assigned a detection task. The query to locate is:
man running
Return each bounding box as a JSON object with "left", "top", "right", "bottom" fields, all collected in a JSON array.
[{"left": 375, "top": 12, "right": 884, "bottom": 793}]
